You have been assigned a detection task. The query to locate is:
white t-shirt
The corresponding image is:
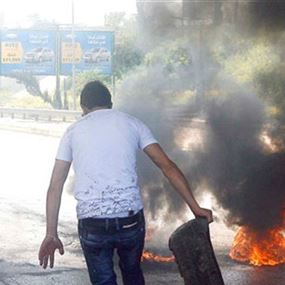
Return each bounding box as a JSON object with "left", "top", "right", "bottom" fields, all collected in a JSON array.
[{"left": 56, "top": 109, "right": 157, "bottom": 219}]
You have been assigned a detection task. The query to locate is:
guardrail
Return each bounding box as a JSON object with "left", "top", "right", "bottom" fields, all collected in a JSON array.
[{"left": 0, "top": 107, "right": 81, "bottom": 122}]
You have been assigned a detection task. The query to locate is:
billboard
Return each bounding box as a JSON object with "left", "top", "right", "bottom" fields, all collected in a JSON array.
[
  {"left": 60, "top": 31, "right": 114, "bottom": 75},
  {"left": 0, "top": 30, "right": 57, "bottom": 75}
]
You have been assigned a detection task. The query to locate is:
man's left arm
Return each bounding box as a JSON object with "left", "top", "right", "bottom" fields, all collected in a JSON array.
[
  {"left": 144, "top": 143, "right": 213, "bottom": 223},
  {"left": 38, "top": 159, "right": 71, "bottom": 269}
]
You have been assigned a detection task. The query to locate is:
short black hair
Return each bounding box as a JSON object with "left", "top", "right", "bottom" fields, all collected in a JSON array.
[{"left": 80, "top": 80, "right": 112, "bottom": 109}]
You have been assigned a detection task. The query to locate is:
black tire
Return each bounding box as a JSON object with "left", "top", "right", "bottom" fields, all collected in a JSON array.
[{"left": 169, "top": 218, "right": 225, "bottom": 285}]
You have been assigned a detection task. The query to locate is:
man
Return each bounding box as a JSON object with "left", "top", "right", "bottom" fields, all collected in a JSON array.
[{"left": 38, "top": 80, "right": 213, "bottom": 285}]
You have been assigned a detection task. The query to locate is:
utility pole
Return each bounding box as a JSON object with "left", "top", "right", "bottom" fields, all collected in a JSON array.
[
  {"left": 72, "top": 0, "right": 76, "bottom": 110},
  {"left": 182, "top": 0, "right": 211, "bottom": 111},
  {"left": 181, "top": 1, "right": 204, "bottom": 110},
  {"left": 196, "top": 20, "right": 204, "bottom": 110},
  {"left": 55, "top": 25, "right": 62, "bottom": 109},
  {"left": 0, "top": 12, "right": 4, "bottom": 89},
  {"left": 111, "top": 32, "right": 115, "bottom": 97}
]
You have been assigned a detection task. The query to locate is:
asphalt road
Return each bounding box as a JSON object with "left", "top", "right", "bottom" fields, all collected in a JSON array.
[{"left": 0, "top": 129, "right": 284, "bottom": 285}]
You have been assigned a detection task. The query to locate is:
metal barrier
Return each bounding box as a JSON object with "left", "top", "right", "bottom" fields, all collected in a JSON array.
[{"left": 0, "top": 108, "right": 81, "bottom": 122}]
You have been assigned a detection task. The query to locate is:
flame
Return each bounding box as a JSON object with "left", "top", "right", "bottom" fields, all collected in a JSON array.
[
  {"left": 230, "top": 226, "right": 285, "bottom": 266},
  {"left": 142, "top": 227, "right": 175, "bottom": 263},
  {"left": 142, "top": 250, "right": 175, "bottom": 263}
]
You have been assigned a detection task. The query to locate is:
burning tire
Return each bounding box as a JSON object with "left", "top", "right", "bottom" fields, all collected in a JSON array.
[{"left": 169, "top": 218, "right": 225, "bottom": 285}]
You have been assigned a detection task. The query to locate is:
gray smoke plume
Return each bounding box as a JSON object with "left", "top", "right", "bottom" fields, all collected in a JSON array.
[
  {"left": 117, "top": 62, "right": 285, "bottom": 232},
  {"left": 249, "top": 0, "right": 285, "bottom": 30},
  {"left": 117, "top": 64, "right": 198, "bottom": 223},
  {"left": 114, "top": 1, "right": 285, "bottom": 232},
  {"left": 198, "top": 93, "right": 285, "bottom": 231}
]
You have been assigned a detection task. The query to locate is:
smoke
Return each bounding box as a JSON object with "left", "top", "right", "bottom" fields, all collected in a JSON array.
[
  {"left": 136, "top": 1, "right": 186, "bottom": 52},
  {"left": 117, "top": 64, "right": 199, "bottom": 223},
  {"left": 114, "top": 1, "right": 285, "bottom": 233},
  {"left": 249, "top": 0, "right": 285, "bottom": 30},
  {"left": 117, "top": 61, "right": 285, "bottom": 232},
  {"left": 198, "top": 92, "right": 285, "bottom": 231}
]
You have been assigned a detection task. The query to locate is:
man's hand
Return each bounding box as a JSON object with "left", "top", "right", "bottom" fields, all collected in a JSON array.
[
  {"left": 39, "top": 159, "right": 70, "bottom": 269},
  {"left": 38, "top": 236, "right": 64, "bottom": 269},
  {"left": 192, "top": 207, "right": 213, "bottom": 223}
]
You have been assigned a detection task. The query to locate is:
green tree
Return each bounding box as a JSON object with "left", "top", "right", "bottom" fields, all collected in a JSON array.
[
  {"left": 255, "top": 68, "right": 285, "bottom": 119},
  {"left": 105, "top": 12, "right": 143, "bottom": 79},
  {"left": 144, "top": 40, "right": 192, "bottom": 73},
  {"left": 7, "top": 73, "right": 61, "bottom": 108}
]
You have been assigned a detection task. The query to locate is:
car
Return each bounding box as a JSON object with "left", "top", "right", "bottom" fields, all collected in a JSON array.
[
  {"left": 24, "top": 48, "right": 54, "bottom": 63},
  {"left": 83, "top": 47, "right": 111, "bottom": 63}
]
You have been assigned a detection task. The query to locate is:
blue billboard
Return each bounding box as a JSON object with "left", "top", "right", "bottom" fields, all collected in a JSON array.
[
  {"left": 0, "top": 30, "right": 56, "bottom": 75},
  {"left": 60, "top": 31, "right": 114, "bottom": 75}
]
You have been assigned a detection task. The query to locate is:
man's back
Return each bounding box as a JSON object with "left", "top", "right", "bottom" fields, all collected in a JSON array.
[{"left": 56, "top": 109, "right": 157, "bottom": 219}]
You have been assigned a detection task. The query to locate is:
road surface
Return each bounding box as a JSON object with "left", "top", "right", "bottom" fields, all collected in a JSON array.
[{"left": 0, "top": 128, "right": 284, "bottom": 285}]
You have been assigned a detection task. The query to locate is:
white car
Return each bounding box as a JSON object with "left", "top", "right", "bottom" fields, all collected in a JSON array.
[
  {"left": 83, "top": 47, "right": 111, "bottom": 63},
  {"left": 24, "top": 48, "right": 54, "bottom": 63}
]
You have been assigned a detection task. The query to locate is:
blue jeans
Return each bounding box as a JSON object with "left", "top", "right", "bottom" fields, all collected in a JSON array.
[{"left": 78, "top": 212, "right": 145, "bottom": 285}]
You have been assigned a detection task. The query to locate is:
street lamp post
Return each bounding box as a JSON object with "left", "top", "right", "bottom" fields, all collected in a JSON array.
[{"left": 72, "top": 0, "right": 76, "bottom": 110}]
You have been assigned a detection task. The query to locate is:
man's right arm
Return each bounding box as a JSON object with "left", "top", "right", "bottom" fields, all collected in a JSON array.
[
  {"left": 38, "top": 159, "right": 71, "bottom": 269},
  {"left": 46, "top": 159, "right": 71, "bottom": 237},
  {"left": 144, "top": 143, "right": 213, "bottom": 223}
]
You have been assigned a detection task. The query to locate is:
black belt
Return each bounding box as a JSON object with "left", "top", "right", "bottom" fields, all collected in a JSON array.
[{"left": 79, "top": 209, "right": 144, "bottom": 229}]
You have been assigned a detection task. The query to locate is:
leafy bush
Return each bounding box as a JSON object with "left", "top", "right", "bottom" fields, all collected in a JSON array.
[
  {"left": 254, "top": 68, "right": 285, "bottom": 120},
  {"left": 0, "top": 91, "right": 52, "bottom": 109},
  {"left": 144, "top": 40, "right": 192, "bottom": 73},
  {"left": 216, "top": 40, "right": 279, "bottom": 83}
]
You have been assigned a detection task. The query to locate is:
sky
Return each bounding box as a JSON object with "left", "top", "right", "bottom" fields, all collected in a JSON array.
[{"left": 0, "top": 0, "right": 137, "bottom": 28}]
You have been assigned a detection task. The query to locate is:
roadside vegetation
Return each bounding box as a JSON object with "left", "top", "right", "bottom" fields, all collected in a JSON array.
[{"left": 1, "top": 2, "right": 285, "bottom": 122}]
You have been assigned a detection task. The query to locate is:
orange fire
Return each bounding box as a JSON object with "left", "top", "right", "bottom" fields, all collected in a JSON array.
[
  {"left": 230, "top": 226, "right": 285, "bottom": 266},
  {"left": 142, "top": 250, "right": 175, "bottom": 263},
  {"left": 141, "top": 227, "right": 175, "bottom": 263},
  {"left": 142, "top": 227, "right": 175, "bottom": 263}
]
